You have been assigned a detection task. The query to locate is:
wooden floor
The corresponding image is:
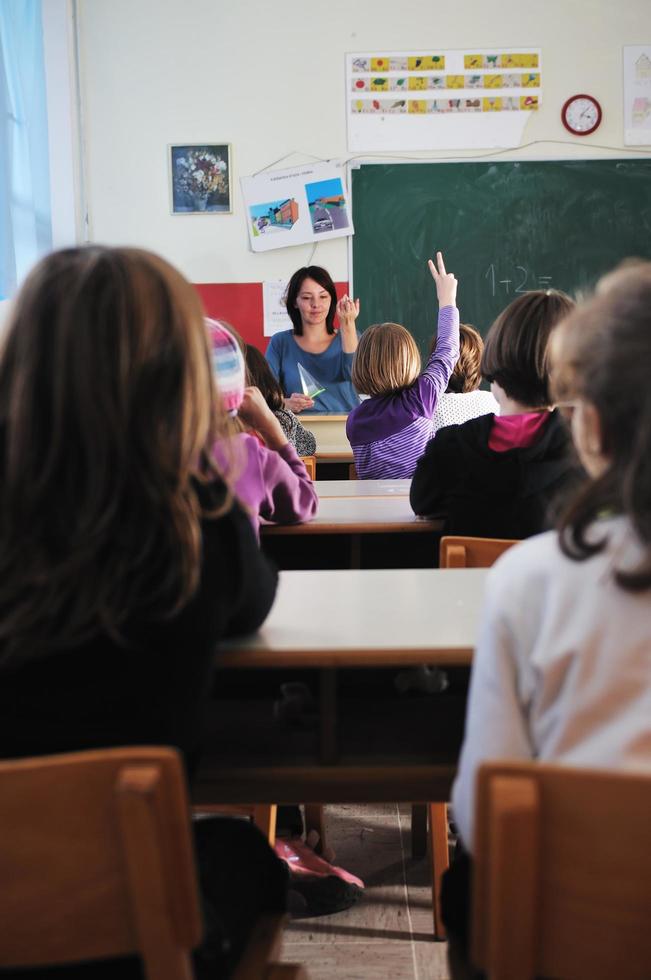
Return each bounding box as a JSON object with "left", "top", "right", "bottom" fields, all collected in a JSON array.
[{"left": 281, "top": 804, "right": 450, "bottom": 979}]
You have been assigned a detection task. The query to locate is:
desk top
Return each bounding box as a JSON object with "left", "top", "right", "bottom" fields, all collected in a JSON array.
[
  {"left": 218, "top": 567, "right": 488, "bottom": 668},
  {"left": 261, "top": 494, "right": 441, "bottom": 535},
  {"left": 314, "top": 479, "right": 410, "bottom": 498}
]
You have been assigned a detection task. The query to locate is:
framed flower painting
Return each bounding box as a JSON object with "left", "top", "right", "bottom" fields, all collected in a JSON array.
[{"left": 169, "top": 143, "right": 232, "bottom": 214}]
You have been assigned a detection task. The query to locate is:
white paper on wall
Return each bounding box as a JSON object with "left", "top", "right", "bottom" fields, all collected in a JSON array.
[
  {"left": 241, "top": 161, "right": 354, "bottom": 253},
  {"left": 624, "top": 45, "right": 651, "bottom": 146},
  {"left": 346, "top": 48, "right": 542, "bottom": 152},
  {"left": 262, "top": 280, "right": 293, "bottom": 337}
]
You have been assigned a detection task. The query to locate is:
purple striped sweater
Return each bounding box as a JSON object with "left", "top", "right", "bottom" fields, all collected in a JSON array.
[{"left": 346, "top": 306, "right": 460, "bottom": 480}]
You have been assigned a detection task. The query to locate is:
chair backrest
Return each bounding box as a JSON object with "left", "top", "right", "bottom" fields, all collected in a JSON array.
[
  {"left": 439, "top": 535, "right": 519, "bottom": 568},
  {"left": 348, "top": 462, "right": 358, "bottom": 480},
  {"left": 302, "top": 455, "right": 316, "bottom": 480},
  {"left": 0, "top": 746, "right": 202, "bottom": 979},
  {"left": 472, "top": 761, "right": 651, "bottom": 980}
]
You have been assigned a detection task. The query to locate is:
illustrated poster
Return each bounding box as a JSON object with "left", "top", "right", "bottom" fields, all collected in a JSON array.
[
  {"left": 624, "top": 46, "right": 651, "bottom": 146},
  {"left": 346, "top": 48, "right": 542, "bottom": 151},
  {"left": 241, "top": 161, "right": 353, "bottom": 253}
]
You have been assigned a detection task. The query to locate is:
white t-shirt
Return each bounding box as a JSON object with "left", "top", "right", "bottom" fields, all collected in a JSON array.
[
  {"left": 431, "top": 389, "right": 499, "bottom": 435},
  {"left": 452, "top": 516, "right": 651, "bottom": 850}
]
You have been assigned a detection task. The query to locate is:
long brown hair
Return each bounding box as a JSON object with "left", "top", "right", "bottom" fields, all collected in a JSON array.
[
  {"left": 245, "top": 343, "right": 284, "bottom": 411},
  {"left": 0, "top": 246, "right": 231, "bottom": 666},
  {"left": 552, "top": 262, "right": 651, "bottom": 591}
]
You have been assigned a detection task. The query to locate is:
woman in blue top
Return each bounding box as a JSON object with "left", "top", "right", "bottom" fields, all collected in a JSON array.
[{"left": 265, "top": 265, "right": 360, "bottom": 414}]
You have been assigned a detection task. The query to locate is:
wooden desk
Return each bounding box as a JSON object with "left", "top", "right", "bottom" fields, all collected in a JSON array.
[
  {"left": 195, "top": 568, "right": 487, "bottom": 807},
  {"left": 315, "top": 447, "right": 353, "bottom": 462},
  {"left": 314, "top": 479, "right": 410, "bottom": 498},
  {"left": 261, "top": 495, "right": 440, "bottom": 536},
  {"left": 300, "top": 414, "right": 348, "bottom": 453},
  {"left": 219, "top": 568, "right": 486, "bottom": 669}
]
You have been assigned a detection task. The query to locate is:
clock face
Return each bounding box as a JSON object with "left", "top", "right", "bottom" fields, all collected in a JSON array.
[{"left": 562, "top": 95, "right": 602, "bottom": 136}]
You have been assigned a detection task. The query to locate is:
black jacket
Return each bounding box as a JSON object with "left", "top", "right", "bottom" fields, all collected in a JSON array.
[
  {"left": 0, "top": 487, "right": 277, "bottom": 774},
  {"left": 410, "top": 410, "right": 582, "bottom": 540}
]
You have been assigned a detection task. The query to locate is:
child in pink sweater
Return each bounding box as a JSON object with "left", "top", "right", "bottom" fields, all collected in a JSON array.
[{"left": 208, "top": 320, "right": 317, "bottom": 535}]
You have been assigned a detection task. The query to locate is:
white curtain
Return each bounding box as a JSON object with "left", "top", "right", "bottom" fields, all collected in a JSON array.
[{"left": 0, "top": 0, "right": 52, "bottom": 300}]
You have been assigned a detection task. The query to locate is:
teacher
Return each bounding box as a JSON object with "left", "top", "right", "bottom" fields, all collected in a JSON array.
[{"left": 265, "top": 265, "right": 360, "bottom": 413}]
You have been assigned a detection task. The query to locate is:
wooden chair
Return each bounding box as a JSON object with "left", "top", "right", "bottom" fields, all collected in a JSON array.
[
  {"left": 471, "top": 761, "right": 651, "bottom": 980},
  {"left": 439, "top": 535, "right": 519, "bottom": 570},
  {"left": 414, "top": 534, "right": 520, "bottom": 939},
  {"left": 301, "top": 455, "right": 316, "bottom": 480},
  {"left": 0, "top": 746, "right": 306, "bottom": 980},
  {"left": 348, "top": 462, "right": 358, "bottom": 479}
]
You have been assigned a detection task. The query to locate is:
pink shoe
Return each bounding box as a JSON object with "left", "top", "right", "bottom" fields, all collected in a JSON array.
[{"left": 275, "top": 838, "right": 364, "bottom": 917}]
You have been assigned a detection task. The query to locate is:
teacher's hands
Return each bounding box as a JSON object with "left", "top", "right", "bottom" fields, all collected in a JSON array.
[
  {"left": 285, "top": 393, "right": 314, "bottom": 414},
  {"left": 336, "top": 294, "right": 360, "bottom": 330},
  {"left": 428, "top": 251, "right": 457, "bottom": 309}
]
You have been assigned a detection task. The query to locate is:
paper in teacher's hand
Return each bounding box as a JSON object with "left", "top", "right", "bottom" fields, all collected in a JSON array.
[{"left": 241, "top": 160, "right": 354, "bottom": 253}]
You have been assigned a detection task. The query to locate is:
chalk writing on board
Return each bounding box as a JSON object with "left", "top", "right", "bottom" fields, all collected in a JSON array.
[{"left": 484, "top": 264, "right": 553, "bottom": 297}]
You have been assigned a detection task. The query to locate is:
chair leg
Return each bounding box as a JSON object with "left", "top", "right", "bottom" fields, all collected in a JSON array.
[
  {"left": 411, "top": 803, "right": 428, "bottom": 858},
  {"left": 429, "top": 803, "right": 449, "bottom": 940},
  {"left": 253, "top": 804, "right": 278, "bottom": 846},
  {"left": 303, "top": 804, "right": 326, "bottom": 853}
]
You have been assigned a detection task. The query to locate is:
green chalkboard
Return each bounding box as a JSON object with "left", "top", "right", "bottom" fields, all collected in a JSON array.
[{"left": 351, "top": 159, "right": 651, "bottom": 349}]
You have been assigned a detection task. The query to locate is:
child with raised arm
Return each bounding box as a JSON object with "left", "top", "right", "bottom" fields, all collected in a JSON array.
[{"left": 346, "top": 252, "right": 460, "bottom": 479}]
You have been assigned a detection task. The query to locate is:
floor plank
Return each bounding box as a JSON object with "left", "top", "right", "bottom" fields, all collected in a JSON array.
[{"left": 281, "top": 804, "right": 450, "bottom": 979}]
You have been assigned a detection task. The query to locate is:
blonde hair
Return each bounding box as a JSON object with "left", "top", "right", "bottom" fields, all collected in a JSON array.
[
  {"left": 352, "top": 322, "right": 421, "bottom": 397},
  {"left": 430, "top": 323, "right": 484, "bottom": 393}
]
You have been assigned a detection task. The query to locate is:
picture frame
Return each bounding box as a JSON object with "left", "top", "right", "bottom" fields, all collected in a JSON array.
[{"left": 169, "top": 143, "right": 232, "bottom": 214}]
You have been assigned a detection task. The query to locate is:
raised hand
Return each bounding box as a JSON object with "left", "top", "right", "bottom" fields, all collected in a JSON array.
[
  {"left": 336, "top": 294, "right": 360, "bottom": 330},
  {"left": 428, "top": 251, "right": 457, "bottom": 309}
]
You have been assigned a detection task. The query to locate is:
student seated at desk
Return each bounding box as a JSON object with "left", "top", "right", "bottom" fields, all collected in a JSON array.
[
  {"left": 244, "top": 342, "right": 317, "bottom": 456},
  {"left": 0, "top": 246, "right": 287, "bottom": 978},
  {"left": 209, "top": 321, "right": 318, "bottom": 536},
  {"left": 346, "top": 251, "right": 460, "bottom": 479},
  {"left": 441, "top": 261, "right": 651, "bottom": 979},
  {"left": 431, "top": 323, "right": 499, "bottom": 435},
  {"left": 410, "top": 289, "right": 581, "bottom": 538}
]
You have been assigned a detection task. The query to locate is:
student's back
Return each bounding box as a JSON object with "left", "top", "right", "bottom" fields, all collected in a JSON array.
[
  {"left": 0, "top": 248, "right": 276, "bottom": 768},
  {"left": 346, "top": 252, "right": 460, "bottom": 479},
  {"left": 442, "top": 263, "right": 651, "bottom": 978},
  {"left": 208, "top": 322, "right": 318, "bottom": 534},
  {"left": 410, "top": 290, "right": 580, "bottom": 538},
  {"left": 0, "top": 246, "right": 285, "bottom": 978},
  {"left": 431, "top": 323, "right": 499, "bottom": 435}
]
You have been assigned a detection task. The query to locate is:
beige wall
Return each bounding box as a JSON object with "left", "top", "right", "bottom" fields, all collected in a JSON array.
[{"left": 76, "top": 0, "right": 650, "bottom": 284}]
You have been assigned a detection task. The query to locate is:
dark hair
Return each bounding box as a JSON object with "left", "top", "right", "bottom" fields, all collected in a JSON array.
[
  {"left": 0, "top": 245, "right": 229, "bottom": 667},
  {"left": 431, "top": 323, "right": 483, "bottom": 393},
  {"left": 285, "top": 266, "right": 337, "bottom": 336},
  {"left": 481, "top": 290, "right": 575, "bottom": 407},
  {"left": 245, "top": 343, "right": 284, "bottom": 411},
  {"left": 552, "top": 263, "right": 651, "bottom": 591}
]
